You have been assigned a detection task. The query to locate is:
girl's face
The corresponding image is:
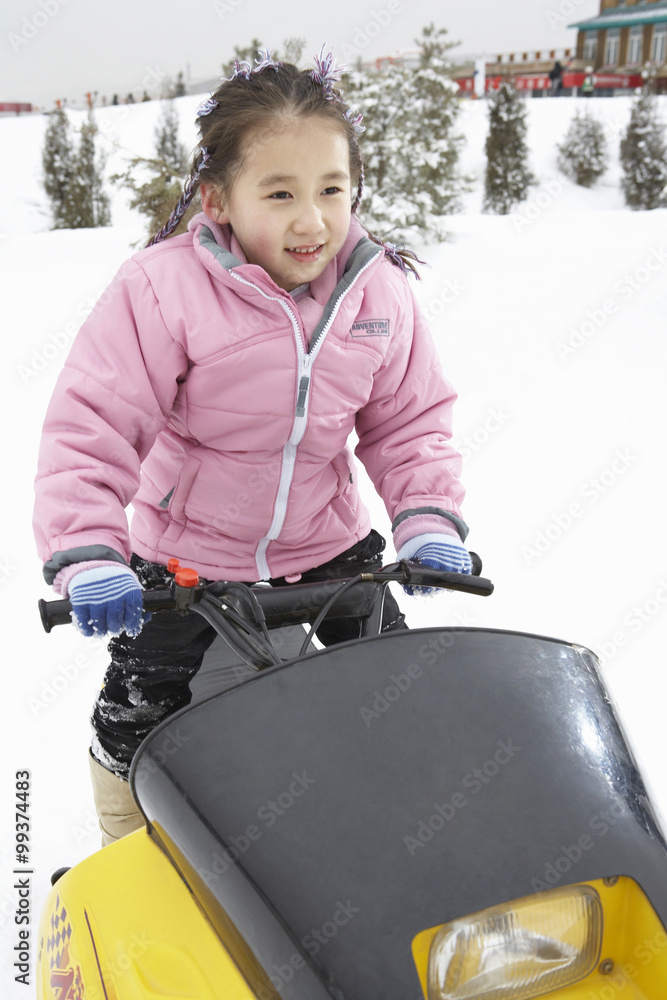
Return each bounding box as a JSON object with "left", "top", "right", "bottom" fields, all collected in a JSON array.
[{"left": 201, "top": 118, "right": 353, "bottom": 292}]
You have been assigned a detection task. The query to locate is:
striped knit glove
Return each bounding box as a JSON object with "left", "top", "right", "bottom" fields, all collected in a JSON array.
[
  {"left": 397, "top": 533, "right": 472, "bottom": 596},
  {"left": 68, "top": 565, "right": 146, "bottom": 637}
]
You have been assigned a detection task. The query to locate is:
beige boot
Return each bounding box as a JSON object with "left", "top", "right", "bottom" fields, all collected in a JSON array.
[{"left": 89, "top": 751, "right": 144, "bottom": 847}]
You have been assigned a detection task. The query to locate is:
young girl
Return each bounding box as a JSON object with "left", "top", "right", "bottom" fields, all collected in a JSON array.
[{"left": 33, "top": 50, "right": 471, "bottom": 844}]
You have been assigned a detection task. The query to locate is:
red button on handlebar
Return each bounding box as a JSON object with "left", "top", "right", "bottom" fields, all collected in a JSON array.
[
  {"left": 174, "top": 567, "right": 199, "bottom": 588},
  {"left": 167, "top": 557, "right": 180, "bottom": 574}
]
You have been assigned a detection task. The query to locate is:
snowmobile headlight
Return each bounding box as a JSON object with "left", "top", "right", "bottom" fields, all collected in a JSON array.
[{"left": 413, "top": 885, "right": 602, "bottom": 999}]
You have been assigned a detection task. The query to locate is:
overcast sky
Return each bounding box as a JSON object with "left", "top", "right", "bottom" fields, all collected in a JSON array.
[{"left": 1, "top": 0, "right": 600, "bottom": 108}]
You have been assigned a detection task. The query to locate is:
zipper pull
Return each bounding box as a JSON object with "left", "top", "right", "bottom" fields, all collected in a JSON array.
[{"left": 295, "top": 375, "right": 310, "bottom": 417}]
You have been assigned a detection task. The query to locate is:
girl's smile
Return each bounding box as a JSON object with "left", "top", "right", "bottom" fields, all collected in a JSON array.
[{"left": 201, "top": 118, "right": 353, "bottom": 292}]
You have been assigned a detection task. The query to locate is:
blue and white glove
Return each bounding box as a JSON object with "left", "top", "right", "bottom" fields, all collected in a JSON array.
[
  {"left": 397, "top": 533, "right": 472, "bottom": 596},
  {"left": 68, "top": 565, "right": 146, "bottom": 637}
]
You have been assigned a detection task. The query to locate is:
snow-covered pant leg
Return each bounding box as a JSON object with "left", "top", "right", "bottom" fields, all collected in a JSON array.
[
  {"left": 89, "top": 750, "right": 143, "bottom": 847},
  {"left": 90, "top": 557, "right": 218, "bottom": 779}
]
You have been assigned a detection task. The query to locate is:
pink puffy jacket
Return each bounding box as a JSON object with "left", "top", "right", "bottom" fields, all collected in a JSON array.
[{"left": 34, "top": 215, "right": 466, "bottom": 583}]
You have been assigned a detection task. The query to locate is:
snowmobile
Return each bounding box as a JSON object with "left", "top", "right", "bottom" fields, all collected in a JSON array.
[{"left": 35, "top": 557, "right": 667, "bottom": 999}]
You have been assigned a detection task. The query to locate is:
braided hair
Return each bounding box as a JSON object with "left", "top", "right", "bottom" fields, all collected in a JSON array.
[{"left": 147, "top": 49, "right": 422, "bottom": 277}]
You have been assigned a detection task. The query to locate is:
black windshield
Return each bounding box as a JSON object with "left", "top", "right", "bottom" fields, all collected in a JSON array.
[{"left": 131, "top": 627, "right": 667, "bottom": 999}]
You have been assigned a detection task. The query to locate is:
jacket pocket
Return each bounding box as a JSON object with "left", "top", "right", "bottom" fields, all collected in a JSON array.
[
  {"left": 159, "top": 455, "right": 201, "bottom": 522},
  {"left": 331, "top": 450, "right": 354, "bottom": 497}
]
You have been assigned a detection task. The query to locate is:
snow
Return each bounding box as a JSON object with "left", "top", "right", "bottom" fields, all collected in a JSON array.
[{"left": 2, "top": 93, "right": 667, "bottom": 992}]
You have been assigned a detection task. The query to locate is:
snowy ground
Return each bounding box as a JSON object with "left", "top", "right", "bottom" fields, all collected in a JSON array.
[{"left": 1, "top": 93, "right": 666, "bottom": 993}]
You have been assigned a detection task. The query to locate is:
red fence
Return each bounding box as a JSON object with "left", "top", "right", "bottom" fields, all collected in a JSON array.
[
  {"left": 0, "top": 102, "right": 33, "bottom": 114},
  {"left": 455, "top": 72, "right": 644, "bottom": 95}
]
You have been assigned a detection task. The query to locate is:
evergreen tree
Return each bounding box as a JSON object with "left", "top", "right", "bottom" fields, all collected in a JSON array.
[
  {"left": 42, "top": 108, "right": 76, "bottom": 229},
  {"left": 69, "top": 110, "right": 111, "bottom": 228},
  {"left": 557, "top": 109, "right": 608, "bottom": 188},
  {"left": 154, "top": 100, "right": 188, "bottom": 174},
  {"left": 280, "top": 36, "right": 306, "bottom": 67},
  {"left": 42, "top": 107, "right": 110, "bottom": 228},
  {"left": 620, "top": 89, "right": 667, "bottom": 210},
  {"left": 483, "top": 82, "right": 535, "bottom": 215},
  {"left": 111, "top": 99, "right": 191, "bottom": 242},
  {"left": 344, "top": 60, "right": 412, "bottom": 237},
  {"left": 344, "top": 23, "right": 467, "bottom": 242},
  {"left": 407, "top": 24, "right": 467, "bottom": 221},
  {"left": 174, "top": 71, "right": 186, "bottom": 98}
]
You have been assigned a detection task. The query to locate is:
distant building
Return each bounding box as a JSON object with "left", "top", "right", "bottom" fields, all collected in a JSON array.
[
  {"left": 570, "top": 0, "right": 667, "bottom": 92},
  {"left": 371, "top": 1, "right": 667, "bottom": 97},
  {"left": 453, "top": 49, "right": 577, "bottom": 98}
]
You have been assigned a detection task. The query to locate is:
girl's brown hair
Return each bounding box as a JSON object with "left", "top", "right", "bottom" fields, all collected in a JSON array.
[{"left": 148, "top": 51, "right": 421, "bottom": 276}]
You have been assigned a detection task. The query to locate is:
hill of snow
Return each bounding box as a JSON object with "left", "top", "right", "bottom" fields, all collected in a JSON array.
[{"left": 1, "top": 93, "right": 666, "bottom": 994}]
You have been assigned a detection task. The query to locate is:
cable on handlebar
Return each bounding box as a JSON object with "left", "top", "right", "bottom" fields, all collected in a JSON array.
[
  {"left": 207, "top": 581, "right": 273, "bottom": 646},
  {"left": 194, "top": 594, "right": 281, "bottom": 669},
  {"left": 297, "top": 574, "right": 366, "bottom": 657}
]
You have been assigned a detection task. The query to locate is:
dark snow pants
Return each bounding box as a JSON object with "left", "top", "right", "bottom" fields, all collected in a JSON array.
[{"left": 91, "top": 530, "right": 406, "bottom": 777}]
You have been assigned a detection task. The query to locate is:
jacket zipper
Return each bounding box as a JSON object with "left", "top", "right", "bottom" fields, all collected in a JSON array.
[{"left": 230, "top": 252, "right": 382, "bottom": 579}]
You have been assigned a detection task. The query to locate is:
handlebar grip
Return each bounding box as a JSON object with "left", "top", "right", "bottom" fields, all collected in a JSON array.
[
  {"left": 38, "top": 598, "right": 74, "bottom": 633},
  {"left": 398, "top": 563, "right": 494, "bottom": 597},
  {"left": 38, "top": 589, "right": 183, "bottom": 633}
]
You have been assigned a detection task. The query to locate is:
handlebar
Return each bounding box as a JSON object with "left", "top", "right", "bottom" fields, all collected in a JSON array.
[{"left": 38, "top": 558, "right": 494, "bottom": 634}]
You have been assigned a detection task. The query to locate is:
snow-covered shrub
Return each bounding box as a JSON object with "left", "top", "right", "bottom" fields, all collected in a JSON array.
[
  {"left": 620, "top": 89, "right": 667, "bottom": 210},
  {"left": 483, "top": 82, "right": 535, "bottom": 215},
  {"left": 557, "top": 110, "right": 608, "bottom": 187}
]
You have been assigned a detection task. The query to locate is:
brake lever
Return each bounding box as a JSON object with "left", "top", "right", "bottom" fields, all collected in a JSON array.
[{"left": 369, "top": 558, "right": 494, "bottom": 598}]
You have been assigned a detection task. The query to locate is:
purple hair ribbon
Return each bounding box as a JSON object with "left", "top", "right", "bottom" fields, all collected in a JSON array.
[
  {"left": 147, "top": 147, "right": 211, "bottom": 247},
  {"left": 254, "top": 48, "right": 282, "bottom": 73},
  {"left": 196, "top": 95, "right": 218, "bottom": 118},
  {"left": 311, "top": 46, "right": 349, "bottom": 98},
  {"left": 229, "top": 59, "right": 252, "bottom": 81},
  {"left": 344, "top": 109, "right": 365, "bottom": 134}
]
